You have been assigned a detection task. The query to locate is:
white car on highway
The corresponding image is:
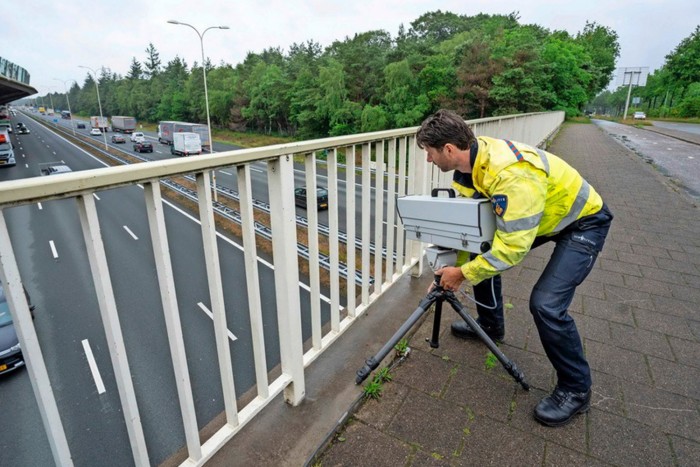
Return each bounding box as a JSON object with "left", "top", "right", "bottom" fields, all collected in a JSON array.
[{"left": 130, "top": 131, "right": 145, "bottom": 142}]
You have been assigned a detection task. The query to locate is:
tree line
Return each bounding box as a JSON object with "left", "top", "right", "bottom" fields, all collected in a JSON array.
[
  {"left": 590, "top": 25, "right": 700, "bottom": 118},
  {"left": 39, "top": 10, "right": 620, "bottom": 138}
]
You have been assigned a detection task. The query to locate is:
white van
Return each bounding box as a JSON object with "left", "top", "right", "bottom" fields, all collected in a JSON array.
[
  {"left": 171, "top": 132, "right": 202, "bottom": 157},
  {"left": 0, "top": 130, "right": 16, "bottom": 167}
]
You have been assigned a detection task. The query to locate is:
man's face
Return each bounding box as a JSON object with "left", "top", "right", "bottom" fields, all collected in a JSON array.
[{"left": 425, "top": 144, "right": 456, "bottom": 172}]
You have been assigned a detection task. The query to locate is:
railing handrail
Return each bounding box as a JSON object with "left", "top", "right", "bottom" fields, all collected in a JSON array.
[{"left": 0, "top": 111, "right": 562, "bottom": 207}]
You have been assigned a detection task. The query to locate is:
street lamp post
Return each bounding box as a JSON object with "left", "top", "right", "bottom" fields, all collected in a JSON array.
[
  {"left": 167, "top": 20, "right": 229, "bottom": 201},
  {"left": 78, "top": 65, "right": 109, "bottom": 151},
  {"left": 54, "top": 78, "right": 77, "bottom": 136}
]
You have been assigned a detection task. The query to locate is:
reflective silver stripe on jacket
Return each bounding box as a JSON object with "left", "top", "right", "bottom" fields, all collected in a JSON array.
[
  {"left": 496, "top": 211, "right": 543, "bottom": 233},
  {"left": 553, "top": 180, "right": 590, "bottom": 232},
  {"left": 536, "top": 149, "right": 550, "bottom": 175},
  {"left": 482, "top": 251, "right": 512, "bottom": 271}
]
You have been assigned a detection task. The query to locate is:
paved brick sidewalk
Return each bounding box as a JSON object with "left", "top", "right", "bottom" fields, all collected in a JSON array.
[{"left": 313, "top": 122, "right": 700, "bottom": 466}]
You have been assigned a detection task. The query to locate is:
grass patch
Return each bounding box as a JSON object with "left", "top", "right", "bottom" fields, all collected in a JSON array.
[{"left": 565, "top": 116, "right": 592, "bottom": 124}]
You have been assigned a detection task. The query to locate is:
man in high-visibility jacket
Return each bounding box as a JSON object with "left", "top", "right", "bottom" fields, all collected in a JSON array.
[{"left": 417, "top": 109, "right": 613, "bottom": 427}]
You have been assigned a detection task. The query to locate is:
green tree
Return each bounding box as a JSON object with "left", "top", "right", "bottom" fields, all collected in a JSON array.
[
  {"left": 144, "top": 43, "right": 162, "bottom": 79},
  {"left": 327, "top": 30, "right": 392, "bottom": 104},
  {"left": 665, "top": 25, "right": 700, "bottom": 89},
  {"left": 242, "top": 62, "right": 290, "bottom": 133},
  {"left": 575, "top": 22, "right": 620, "bottom": 98},
  {"left": 383, "top": 59, "right": 429, "bottom": 127},
  {"left": 127, "top": 58, "right": 144, "bottom": 80},
  {"left": 541, "top": 37, "right": 592, "bottom": 115}
]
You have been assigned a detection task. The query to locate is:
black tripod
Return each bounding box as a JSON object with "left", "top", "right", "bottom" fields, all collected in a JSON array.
[{"left": 356, "top": 276, "right": 530, "bottom": 390}]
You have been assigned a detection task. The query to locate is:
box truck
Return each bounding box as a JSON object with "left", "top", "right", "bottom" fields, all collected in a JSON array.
[
  {"left": 111, "top": 116, "right": 136, "bottom": 133},
  {"left": 158, "top": 121, "right": 210, "bottom": 149},
  {"left": 90, "top": 116, "right": 109, "bottom": 132},
  {"left": 171, "top": 132, "right": 202, "bottom": 157}
]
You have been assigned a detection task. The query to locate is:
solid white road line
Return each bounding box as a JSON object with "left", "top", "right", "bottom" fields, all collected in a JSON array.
[
  {"left": 81, "top": 339, "right": 106, "bottom": 394},
  {"left": 123, "top": 226, "right": 138, "bottom": 240},
  {"left": 219, "top": 170, "right": 232, "bottom": 176},
  {"left": 49, "top": 240, "right": 58, "bottom": 258},
  {"left": 93, "top": 193, "right": 100, "bottom": 201},
  {"left": 38, "top": 203, "right": 43, "bottom": 210},
  {"left": 197, "top": 302, "right": 237, "bottom": 341}
]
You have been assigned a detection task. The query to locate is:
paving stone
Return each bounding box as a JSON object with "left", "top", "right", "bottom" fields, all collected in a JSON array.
[
  {"left": 615, "top": 251, "right": 659, "bottom": 268},
  {"left": 588, "top": 410, "right": 673, "bottom": 466},
  {"left": 386, "top": 388, "right": 469, "bottom": 459},
  {"left": 654, "top": 256, "right": 700, "bottom": 276},
  {"left": 669, "top": 282, "right": 700, "bottom": 304},
  {"left": 669, "top": 436, "right": 700, "bottom": 467},
  {"left": 633, "top": 308, "right": 695, "bottom": 340},
  {"left": 543, "top": 442, "right": 610, "bottom": 467},
  {"left": 649, "top": 295, "right": 698, "bottom": 319},
  {"left": 623, "top": 275, "right": 673, "bottom": 297},
  {"left": 688, "top": 319, "right": 700, "bottom": 341},
  {"left": 572, "top": 312, "right": 612, "bottom": 344},
  {"left": 638, "top": 264, "right": 691, "bottom": 288},
  {"left": 582, "top": 295, "right": 637, "bottom": 326},
  {"left": 589, "top": 370, "right": 625, "bottom": 416},
  {"left": 392, "top": 348, "right": 457, "bottom": 397},
  {"left": 442, "top": 364, "right": 518, "bottom": 422},
  {"left": 608, "top": 322, "right": 674, "bottom": 359},
  {"left": 318, "top": 420, "right": 411, "bottom": 467},
  {"left": 354, "top": 382, "right": 410, "bottom": 431},
  {"left": 668, "top": 336, "right": 700, "bottom": 369},
  {"left": 453, "top": 414, "right": 545, "bottom": 466},
  {"left": 586, "top": 268, "right": 625, "bottom": 287},
  {"left": 648, "top": 356, "right": 700, "bottom": 400},
  {"left": 598, "top": 257, "right": 642, "bottom": 277},
  {"left": 631, "top": 243, "right": 672, "bottom": 259},
  {"left": 602, "top": 284, "right": 655, "bottom": 312},
  {"left": 622, "top": 383, "right": 700, "bottom": 442},
  {"left": 585, "top": 340, "right": 652, "bottom": 385},
  {"left": 409, "top": 449, "right": 452, "bottom": 466}
]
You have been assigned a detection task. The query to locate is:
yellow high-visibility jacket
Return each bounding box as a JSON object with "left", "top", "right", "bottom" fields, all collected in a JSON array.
[{"left": 453, "top": 136, "right": 603, "bottom": 285}]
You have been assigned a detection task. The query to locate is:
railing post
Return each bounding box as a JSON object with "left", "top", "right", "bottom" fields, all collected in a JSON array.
[
  {"left": 267, "top": 155, "right": 305, "bottom": 405},
  {"left": 76, "top": 194, "right": 150, "bottom": 466}
]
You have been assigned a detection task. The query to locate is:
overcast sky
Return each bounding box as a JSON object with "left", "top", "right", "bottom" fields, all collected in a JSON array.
[{"left": 7, "top": 0, "right": 699, "bottom": 97}]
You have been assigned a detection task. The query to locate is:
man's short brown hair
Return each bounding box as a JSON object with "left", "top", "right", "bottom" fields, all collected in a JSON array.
[{"left": 416, "top": 109, "right": 476, "bottom": 150}]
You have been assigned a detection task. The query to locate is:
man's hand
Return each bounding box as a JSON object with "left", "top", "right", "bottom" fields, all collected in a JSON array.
[{"left": 434, "top": 266, "right": 468, "bottom": 292}]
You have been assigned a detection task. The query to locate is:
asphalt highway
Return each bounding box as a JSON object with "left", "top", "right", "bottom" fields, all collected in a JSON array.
[{"left": 0, "top": 113, "right": 331, "bottom": 465}]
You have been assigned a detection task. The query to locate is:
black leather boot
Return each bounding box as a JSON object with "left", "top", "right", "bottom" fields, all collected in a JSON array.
[
  {"left": 534, "top": 387, "right": 591, "bottom": 427},
  {"left": 450, "top": 318, "right": 504, "bottom": 343}
]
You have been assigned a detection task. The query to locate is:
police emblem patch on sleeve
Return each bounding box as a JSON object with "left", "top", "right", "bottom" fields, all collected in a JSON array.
[{"left": 491, "top": 194, "right": 508, "bottom": 217}]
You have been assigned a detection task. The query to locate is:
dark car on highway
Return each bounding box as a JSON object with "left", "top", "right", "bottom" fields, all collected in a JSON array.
[
  {"left": 294, "top": 186, "right": 329, "bottom": 210},
  {"left": 111, "top": 134, "right": 126, "bottom": 144},
  {"left": 0, "top": 284, "right": 35, "bottom": 375},
  {"left": 76, "top": 122, "right": 86, "bottom": 129},
  {"left": 133, "top": 141, "right": 153, "bottom": 153}
]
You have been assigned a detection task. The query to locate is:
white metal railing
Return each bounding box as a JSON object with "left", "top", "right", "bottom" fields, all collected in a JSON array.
[{"left": 0, "top": 111, "right": 563, "bottom": 466}]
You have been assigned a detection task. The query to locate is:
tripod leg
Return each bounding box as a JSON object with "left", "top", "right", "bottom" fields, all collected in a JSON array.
[
  {"left": 428, "top": 297, "right": 442, "bottom": 348},
  {"left": 443, "top": 292, "right": 530, "bottom": 391},
  {"left": 355, "top": 291, "right": 438, "bottom": 384}
]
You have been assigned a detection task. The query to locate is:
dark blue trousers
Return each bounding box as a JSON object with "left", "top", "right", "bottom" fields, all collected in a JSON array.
[{"left": 473, "top": 204, "right": 613, "bottom": 392}]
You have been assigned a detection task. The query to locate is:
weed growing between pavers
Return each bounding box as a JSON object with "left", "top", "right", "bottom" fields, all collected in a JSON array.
[{"left": 484, "top": 352, "right": 498, "bottom": 370}]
